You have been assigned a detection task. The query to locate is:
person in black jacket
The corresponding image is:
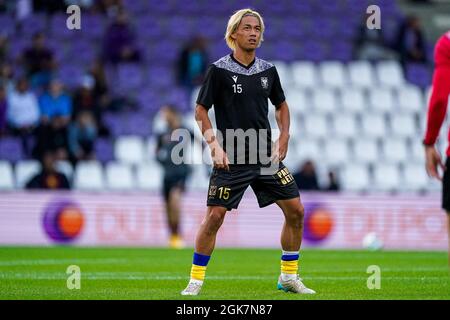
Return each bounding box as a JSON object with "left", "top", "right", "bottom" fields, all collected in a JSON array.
[
  {"left": 395, "top": 15, "right": 427, "bottom": 67},
  {"left": 156, "top": 105, "right": 192, "bottom": 249},
  {"left": 177, "top": 36, "right": 209, "bottom": 91},
  {"left": 293, "top": 160, "right": 320, "bottom": 191},
  {"left": 26, "top": 150, "right": 70, "bottom": 190}
]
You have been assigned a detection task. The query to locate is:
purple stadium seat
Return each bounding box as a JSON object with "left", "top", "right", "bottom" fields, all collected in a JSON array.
[
  {"left": 405, "top": 63, "right": 432, "bottom": 89},
  {"left": 137, "top": 89, "right": 161, "bottom": 111},
  {"left": 282, "top": 18, "right": 308, "bottom": 39},
  {"left": 56, "top": 64, "right": 85, "bottom": 89},
  {"left": 301, "top": 41, "right": 328, "bottom": 62},
  {"left": 147, "top": 40, "right": 180, "bottom": 64},
  {"left": 126, "top": 114, "right": 152, "bottom": 136},
  {"left": 177, "top": 0, "right": 204, "bottom": 15},
  {"left": 170, "top": 19, "right": 196, "bottom": 40},
  {"left": 330, "top": 41, "right": 353, "bottom": 62},
  {"left": 148, "top": 1, "right": 174, "bottom": 14},
  {"left": 50, "top": 14, "right": 77, "bottom": 40},
  {"left": 147, "top": 66, "right": 175, "bottom": 89},
  {"left": 103, "top": 113, "right": 128, "bottom": 137},
  {"left": 209, "top": 40, "right": 230, "bottom": 60},
  {"left": 8, "top": 38, "right": 29, "bottom": 60},
  {"left": 95, "top": 138, "right": 115, "bottom": 163},
  {"left": 192, "top": 17, "right": 224, "bottom": 39},
  {"left": 117, "top": 64, "right": 144, "bottom": 91},
  {"left": 81, "top": 14, "right": 105, "bottom": 40},
  {"left": 290, "top": 1, "right": 314, "bottom": 15},
  {"left": 165, "top": 87, "right": 189, "bottom": 108},
  {"left": 0, "top": 14, "right": 15, "bottom": 36},
  {"left": 269, "top": 41, "right": 297, "bottom": 62},
  {"left": 20, "top": 14, "right": 47, "bottom": 35},
  {"left": 0, "top": 137, "right": 24, "bottom": 162},
  {"left": 123, "top": 0, "right": 149, "bottom": 16},
  {"left": 311, "top": 18, "right": 337, "bottom": 40},
  {"left": 260, "top": 2, "right": 289, "bottom": 16}
]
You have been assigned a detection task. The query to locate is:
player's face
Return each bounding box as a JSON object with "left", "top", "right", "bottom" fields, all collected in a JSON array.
[{"left": 233, "top": 16, "right": 261, "bottom": 52}]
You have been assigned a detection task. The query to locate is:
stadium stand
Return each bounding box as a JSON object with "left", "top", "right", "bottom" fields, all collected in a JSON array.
[{"left": 0, "top": 0, "right": 438, "bottom": 193}]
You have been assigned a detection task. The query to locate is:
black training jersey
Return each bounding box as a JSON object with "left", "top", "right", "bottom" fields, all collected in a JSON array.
[{"left": 196, "top": 54, "right": 286, "bottom": 168}]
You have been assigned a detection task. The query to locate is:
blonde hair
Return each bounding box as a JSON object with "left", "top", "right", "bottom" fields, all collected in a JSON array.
[{"left": 225, "top": 8, "right": 265, "bottom": 51}]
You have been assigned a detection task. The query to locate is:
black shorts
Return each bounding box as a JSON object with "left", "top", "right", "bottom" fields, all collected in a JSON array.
[
  {"left": 163, "top": 175, "right": 186, "bottom": 202},
  {"left": 442, "top": 158, "right": 450, "bottom": 213},
  {"left": 206, "top": 163, "right": 300, "bottom": 211}
]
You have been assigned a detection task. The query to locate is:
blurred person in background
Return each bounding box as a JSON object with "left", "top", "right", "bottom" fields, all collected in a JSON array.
[
  {"left": 353, "top": 13, "right": 396, "bottom": 61},
  {"left": 156, "top": 105, "right": 192, "bottom": 249},
  {"left": 395, "top": 15, "right": 427, "bottom": 67},
  {"left": 293, "top": 160, "right": 320, "bottom": 191},
  {"left": 25, "top": 149, "right": 70, "bottom": 189},
  {"left": 68, "top": 110, "right": 97, "bottom": 164},
  {"left": 34, "top": 80, "right": 72, "bottom": 161},
  {"left": 0, "top": 85, "right": 7, "bottom": 136},
  {"left": 423, "top": 30, "right": 450, "bottom": 266},
  {"left": 0, "top": 63, "right": 15, "bottom": 93},
  {"left": 64, "top": 0, "right": 95, "bottom": 11},
  {"left": 0, "top": 0, "right": 8, "bottom": 12},
  {"left": 325, "top": 170, "right": 340, "bottom": 192},
  {"left": 15, "top": 0, "right": 33, "bottom": 33},
  {"left": 102, "top": 9, "right": 141, "bottom": 64},
  {"left": 89, "top": 59, "right": 110, "bottom": 106},
  {"left": 95, "top": 0, "right": 124, "bottom": 17},
  {"left": 6, "top": 77, "right": 40, "bottom": 157},
  {"left": 33, "top": 0, "right": 66, "bottom": 14},
  {"left": 178, "top": 36, "right": 209, "bottom": 91},
  {"left": 72, "top": 74, "right": 110, "bottom": 137},
  {"left": 39, "top": 78, "right": 72, "bottom": 125},
  {"left": 21, "top": 32, "right": 56, "bottom": 89},
  {"left": 73, "top": 75, "right": 100, "bottom": 119},
  {"left": 0, "top": 33, "right": 8, "bottom": 62},
  {"left": 88, "top": 59, "right": 126, "bottom": 115}
]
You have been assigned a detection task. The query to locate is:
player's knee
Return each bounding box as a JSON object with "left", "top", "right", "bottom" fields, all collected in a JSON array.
[
  {"left": 287, "top": 204, "right": 304, "bottom": 227},
  {"left": 205, "top": 207, "right": 226, "bottom": 232}
]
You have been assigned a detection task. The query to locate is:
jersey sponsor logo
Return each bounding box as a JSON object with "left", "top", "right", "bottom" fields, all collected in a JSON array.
[
  {"left": 232, "top": 75, "right": 238, "bottom": 83},
  {"left": 261, "top": 77, "right": 268, "bottom": 89},
  {"left": 208, "top": 185, "right": 217, "bottom": 197},
  {"left": 275, "top": 167, "right": 294, "bottom": 186}
]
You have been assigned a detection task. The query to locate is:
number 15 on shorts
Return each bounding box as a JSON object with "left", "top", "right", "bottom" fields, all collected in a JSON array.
[{"left": 218, "top": 187, "right": 231, "bottom": 200}]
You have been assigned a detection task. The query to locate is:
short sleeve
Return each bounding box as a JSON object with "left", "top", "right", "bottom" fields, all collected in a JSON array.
[
  {"left": 269, "top": 67, "right": 286, "bottom": 108},
  {"left": 196, "top": 65, "right": 217, "bottom": 109}
]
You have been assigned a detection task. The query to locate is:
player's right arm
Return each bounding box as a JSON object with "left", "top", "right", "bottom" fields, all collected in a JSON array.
[
  {"left": 195, "top": 104, "right": 229, "bottom": 170},
  {"left": 195, "top": 64, "right": 230, "bottom": 170}
]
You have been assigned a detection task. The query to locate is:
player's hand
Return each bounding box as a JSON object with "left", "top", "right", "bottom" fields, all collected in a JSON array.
[
  {"left": 210, "top": 143, "right": 230, "bottom": 171},
  {"left": 271, "top": 133, "right": 289, "bottom": 163},
  {"left": 425, "top": 145, "right": 445, "bottom": 180}
]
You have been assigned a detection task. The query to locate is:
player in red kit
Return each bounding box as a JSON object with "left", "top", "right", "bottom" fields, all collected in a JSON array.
[{"left": 423, "top": 31, "right": 450, "bottom": 265}]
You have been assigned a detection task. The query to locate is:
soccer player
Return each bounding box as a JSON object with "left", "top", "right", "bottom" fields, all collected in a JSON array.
[
  {"left": 181, "top": 9, "right": 315, "bottom": 295},
  {"left": 156, "top": 105, "right": 192, "bottom": 249},
  {"left": 423, "top": 30, "right": 450, "bottom": 265}
]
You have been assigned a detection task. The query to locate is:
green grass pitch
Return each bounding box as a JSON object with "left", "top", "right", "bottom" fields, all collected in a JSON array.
[{"left": 0, "top": 247, "right": 449, "bottom": 300}]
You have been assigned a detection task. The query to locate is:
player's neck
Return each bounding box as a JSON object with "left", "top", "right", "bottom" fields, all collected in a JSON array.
[{"left": 232, "top": 49, "right": 255, "bottom": 67}]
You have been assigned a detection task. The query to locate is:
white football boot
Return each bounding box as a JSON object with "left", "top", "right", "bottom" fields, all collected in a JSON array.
[
  {"left": 277, "top": 275, "right": 316, "bottom": 294},
  {"left": 181, "top": 279, "right": 203, "bottom": 296}
]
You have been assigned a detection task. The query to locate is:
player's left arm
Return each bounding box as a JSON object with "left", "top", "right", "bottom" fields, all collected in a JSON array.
[{"left": 273, "top": 101, "right": 290, "bottom": 162}]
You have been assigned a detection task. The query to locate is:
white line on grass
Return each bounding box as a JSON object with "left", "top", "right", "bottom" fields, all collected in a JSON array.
[
  {"left": 0, "top": 272, "right": 447, "bottom": 281},
  {"left": 0, "top": 258, "right": 128, "bottom": 266}
]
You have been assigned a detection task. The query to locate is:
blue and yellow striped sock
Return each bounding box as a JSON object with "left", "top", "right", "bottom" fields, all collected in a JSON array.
[
  {"left": 281, "top": 250, "right": 299, "bottom": 281},
  {"left": 190, "top": 252, "right": 211, "bottom": 282}
]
